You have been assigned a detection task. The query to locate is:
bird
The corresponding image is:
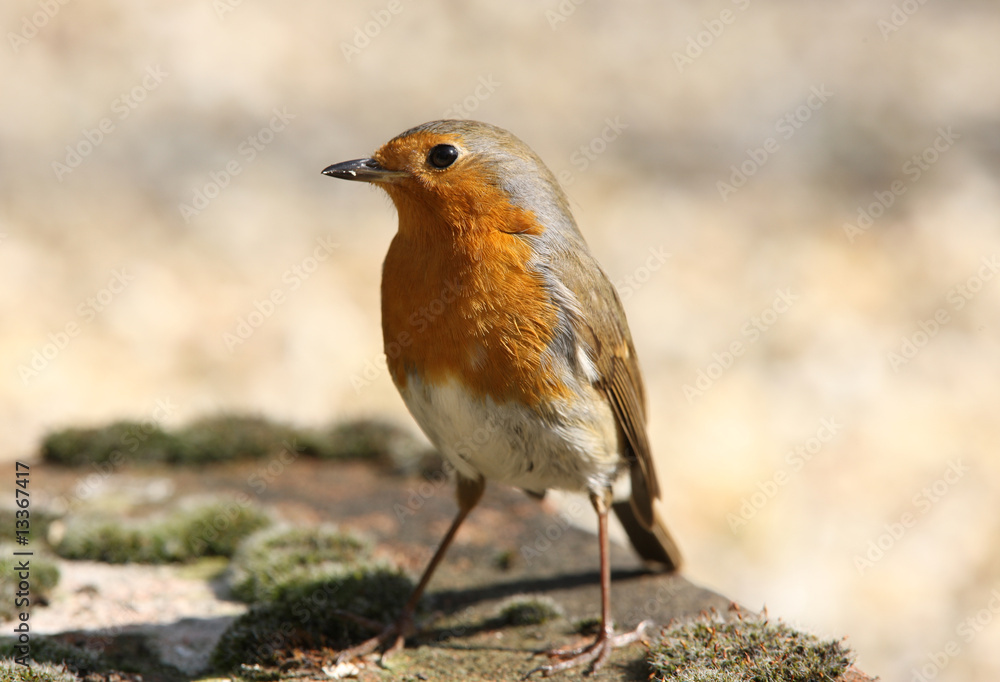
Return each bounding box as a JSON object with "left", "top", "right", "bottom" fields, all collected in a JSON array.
[{"left": 322, "top": 119, "right": 681, "bottom": 675}]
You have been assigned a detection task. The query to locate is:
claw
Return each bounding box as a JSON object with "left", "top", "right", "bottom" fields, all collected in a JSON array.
[
  {"left": 334, "top": 613, "right": 414, "bottom": 665},
  {"left": 524, "top": 620, "right": 654, "bottom": 678}
]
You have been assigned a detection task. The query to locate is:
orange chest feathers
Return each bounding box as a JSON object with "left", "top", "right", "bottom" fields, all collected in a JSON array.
[{"left": 381, "top": 221, "right": 570, "bottom": 408}]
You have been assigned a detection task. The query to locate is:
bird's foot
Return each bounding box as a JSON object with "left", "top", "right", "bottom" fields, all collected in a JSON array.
[
  {"left": 525, "top": 620, "right": 654, "bottom": 677},
  {"left": 333, "top": 610, "right": 415, "bottom": 666}
]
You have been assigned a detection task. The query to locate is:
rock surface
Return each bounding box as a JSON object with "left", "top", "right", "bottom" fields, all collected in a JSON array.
[{"left": 21, "top": 459, "right": 874, "bottom": 681}]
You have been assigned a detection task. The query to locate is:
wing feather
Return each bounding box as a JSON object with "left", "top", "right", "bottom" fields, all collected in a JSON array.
[{"left": 551, "top": 246, "right": 660, "bottom": 527}]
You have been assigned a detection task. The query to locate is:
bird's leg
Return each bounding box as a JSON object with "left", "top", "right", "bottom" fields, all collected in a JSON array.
[
  {"left": 335, "top": 475, "right": 485, "bottom": 665},
  {"left": 528, "top": 488, "right": 654, "bottom": 677}
]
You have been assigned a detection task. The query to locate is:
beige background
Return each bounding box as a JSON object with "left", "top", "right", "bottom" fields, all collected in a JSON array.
[{"left": 3, "top": 2, "right": 999, "bottom": 680}]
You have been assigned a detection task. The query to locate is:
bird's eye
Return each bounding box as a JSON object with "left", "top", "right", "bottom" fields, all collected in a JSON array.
[{"left": 427, "top": 144, "right": 459, "bottom": 169}]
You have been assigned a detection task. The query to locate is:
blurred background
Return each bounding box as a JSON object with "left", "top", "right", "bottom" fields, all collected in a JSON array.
[{"left": 2, "top": 1, "right": 999, "bottom": 679}]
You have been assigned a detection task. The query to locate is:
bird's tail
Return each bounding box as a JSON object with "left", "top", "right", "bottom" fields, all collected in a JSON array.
[{"left": 612, "top": 497, "right": 682, "bottom": 572}]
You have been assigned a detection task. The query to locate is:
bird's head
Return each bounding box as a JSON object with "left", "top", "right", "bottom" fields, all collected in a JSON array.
[{"left": 323, "top": 120, "right": 576, "bottom": 239}]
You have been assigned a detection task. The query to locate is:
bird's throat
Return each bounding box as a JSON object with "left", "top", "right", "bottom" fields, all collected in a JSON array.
[{"left": 380, "top": 214, "right": 568, "bottom": 407}]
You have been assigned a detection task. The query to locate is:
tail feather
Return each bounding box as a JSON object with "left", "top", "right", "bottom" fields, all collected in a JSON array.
[{"left": 612, "top": 498, "right": 682, "bottom": 572}]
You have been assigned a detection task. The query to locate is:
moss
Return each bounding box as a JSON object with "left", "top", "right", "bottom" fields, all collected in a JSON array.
[
  {"left": 301, "top": 418, "right": 431, "bottom": 469},
  {"left": 39, "top": 415, "right": 298, "bottom": 467},
  {"left": 171, "top": 501, "right": 272, "bottom": 557},
  {"left": 175, "top": 556, "right": 231, "bottom": 581},
  {"left": 55, "top": 501, "right": 270, "bottom": 564},
  {"left": 83, "top": 633, "right": 180, "bottom": 680},
  {"left": 493, "top": 549, "right": 516, "bottom": 571},
  {"left": 573, "top": 616, "right": 602, "bottom": 636},
  {"left": 493, "top": 595, "right": 563, "bottom": 627},
  {"left": 0, "top": 550, "right": 60, "bottom": 620},
  {"left": 0, "top": 634, "right": 183, "bottom": 682},
  {"left": 227, "top": 524, "right": 372, "bottom": 603},
  {"left": 0, "top": 510, "right": 58, "bottom": 550},
  {"left": 0, "top": 639, "right": 99, "bottom": 679},
  {"left": 40, "top": 421, "right": 177, "bottom": 466},
  {"left": 172, "top": 415, "right": 300, "bottom": 465},
  {"left": 0, "top": 660, "right": 78, "bottom": 682},
  {"left": 55, "top": 520, "right": 148, "bottom": 563},
  {"left": 226, "top": 664, "right": 282, "bottom": 681},
  {"left": 39, "top": 414, "right": 430, "bottom": 470},
  {"left": 211, "top": 564, "right": 414, "bottom": 671},
  {"left": 647, "top": 613, "right": 854, "bottom": 682}
]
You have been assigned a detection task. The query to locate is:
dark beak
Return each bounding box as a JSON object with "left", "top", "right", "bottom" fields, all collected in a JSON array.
[{"left": 322, "top": 158, "right": 406, "bottom": 183}]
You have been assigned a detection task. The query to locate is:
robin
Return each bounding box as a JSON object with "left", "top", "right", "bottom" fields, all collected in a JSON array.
[{"left": 322, "top": 120, "right": 681, "bottom": 675}]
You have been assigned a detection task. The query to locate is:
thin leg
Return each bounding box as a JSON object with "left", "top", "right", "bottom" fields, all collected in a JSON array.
[
  {"left": 528, "top": 489, "right": 653, "bottom": 677},
  {"left": 336, "top": 475, "right": 485, "bottom": 664}
]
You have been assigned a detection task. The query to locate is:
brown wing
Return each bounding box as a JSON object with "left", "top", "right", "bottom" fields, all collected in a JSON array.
[
  {"left": 555, "top": 245, "right": 682, "bottom": 569},
  {"left": 569, "top": 262, "right": 660, "bottom": 524}
]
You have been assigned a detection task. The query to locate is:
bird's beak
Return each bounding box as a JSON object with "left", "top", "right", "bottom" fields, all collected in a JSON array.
[{"left": 321, "top": 158, "right": 406, "bottom": 183}]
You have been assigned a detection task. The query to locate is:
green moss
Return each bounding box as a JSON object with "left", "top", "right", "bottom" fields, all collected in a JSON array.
[
  {"left": 227, "top": 524, "right": 371, "bottom": 603},
  {"left": 211, "top": 564, "right": 414, "bottom": 671},
  {"left": 0, "top": 634, "right": 184, "bottom": 682},
  {"left": 172, "top": 415, "right": 300, "bottom": 465},
  {"left": 493, "top": 595, "right": 563, "bottom": 627},
  {"left": 55, "top": 521, "right": 148, "bottom": 563},
  {"left": 0, "top": 550, "right": 60, "bottom": 620},
  {"left": 573, "top": 616, "right": 602, "bottom": 635},
  {"left": 175, "top": 556, "right": 231, "bottom": 581},
  {"left": 0, "top": 660, "right": 78, "bottom": 682},
  {"left": 172, "top": 502, "right": 272, "bottom": 557},
  {"left": 40, "top": 421, "right": 177, "bottom": 466},
  {"left": 55, "top": 501, "right": 270, "bottom": 564},
  {"left": 0, "top": 639, "right": 99, "bottom": 679},
  {"left": 647, "top": 613, "right": 853, "bottom": 682},
  {"left": 85, "top": 633, "right": 182, "bottom": 679},
  {"left": 39, "top": 415, "right": 299, "bottom": 467},
  {"left": 0, "top": 509, "right": 58, "bottom": 550},
  {"left": 493, "top": 549, "right": 515, "bottom": 571},
  {"left": 301, "top": 418, "right": 431, "bottom": 469},
  {"left": 39, "top": 414, "right": 431, "bottom": 470}
]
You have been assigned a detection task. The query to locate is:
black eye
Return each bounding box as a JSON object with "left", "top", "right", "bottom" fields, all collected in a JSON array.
[{"left": 427, "top": 144, "right": 459, "bottom": 169}]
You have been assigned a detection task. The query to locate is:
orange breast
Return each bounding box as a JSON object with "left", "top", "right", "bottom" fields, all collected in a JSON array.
[{"left": 381, "top": 187, "right": 570, "bottom": 407}]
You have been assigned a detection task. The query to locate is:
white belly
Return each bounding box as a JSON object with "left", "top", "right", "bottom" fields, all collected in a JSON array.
[{"left": 398, "top": 373, "right": 623, "bottom": 494}]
